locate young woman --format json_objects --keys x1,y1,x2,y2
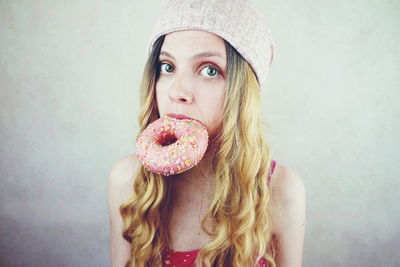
[{"x1": 108, "y1": 1, "x2": 305, "y2": 266}]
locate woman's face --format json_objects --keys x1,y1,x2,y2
[{"x1": 155, "y1": 30, "x2": 227, "y2": 139}]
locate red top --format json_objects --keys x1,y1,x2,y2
[{"x1": 164, "y1": 160, "x2": 277, "y2": 267}]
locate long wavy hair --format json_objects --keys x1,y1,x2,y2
[{"x1": 120, "y1": 34, "x2": 276, "y2": 267}]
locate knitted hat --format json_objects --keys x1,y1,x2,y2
[{"x1": 147, "y1": 0, "x2": 275, "y2": 90}]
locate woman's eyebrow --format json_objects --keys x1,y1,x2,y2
[{"x1": 159, "y1": 50, "x2": 224, "y2": 60}]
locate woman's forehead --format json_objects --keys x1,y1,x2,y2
[{"x1": 161, "y1": 30, "x2": 227, "y2": 59}]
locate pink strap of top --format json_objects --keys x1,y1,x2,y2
[
  {"x1": 164, "y1": 160, "x2": 276, "y2": 267},
  {"x1": 267, "y1": 159, "x2": 276, "y2": 185}
]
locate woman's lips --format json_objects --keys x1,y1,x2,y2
[
  {"x1": 166, "y1": 113, "x2": 205, "y2": 127},
  {"x1": 167, "y1": 113, "x2": 192, "y2": 120}
]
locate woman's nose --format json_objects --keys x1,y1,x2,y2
[{"x1": 168, "y1": 70, "x2": 194, "y2": 104}]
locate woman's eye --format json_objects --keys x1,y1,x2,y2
[
  {"x1": 160, "y1": 63, "x2": 174, "y2": 73},
  {"x1": 201, "y1": 65, "x2": 220, "y2": 78}
]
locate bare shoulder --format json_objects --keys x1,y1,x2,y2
[
  {"x1": 268, "y1": 162, "x2": 306, "y2": 266},
  {"x1": 269, "y1": 163, "x2": 306, "y2": 208},
  {"x1": 107, "y1": 153, "x2": 140, "y2": 267},
  {"x1": 108, "y1": 153, "x2": 139, "y2": 188}
]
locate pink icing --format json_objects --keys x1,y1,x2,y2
[{"x1": 136, "y1": 115, "x2": 209, "y2": 176}]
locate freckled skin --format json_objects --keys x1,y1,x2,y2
[{"x1": 155, "y1": 30, "x2": 227, "y2": 141}]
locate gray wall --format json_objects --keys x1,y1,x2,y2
[{"x1": 1, "y1": 1, "x2": 399, "y2": 266}]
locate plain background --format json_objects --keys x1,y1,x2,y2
[{"x1": 1, "y1": 0, "x2": 399, "y2": 266}]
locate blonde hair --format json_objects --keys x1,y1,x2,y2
[{"x1": 120, "y1": 35, "x2": 276, "y2": 267}]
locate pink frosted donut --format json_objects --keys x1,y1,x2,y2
[{"x1": 136, "y1": 115, "x2": 209, "y2": 176}]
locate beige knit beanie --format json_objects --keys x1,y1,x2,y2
[{"x1": 147, "y1": 0, "x2": 275, "y2": 90}]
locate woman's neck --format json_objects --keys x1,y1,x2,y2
[{"x1": 168, "y1": 147, "x2": 216, "y2": 201}]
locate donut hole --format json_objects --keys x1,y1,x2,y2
[{"x1": 162, "y1": 134, "x2": 178, "y2": 146}]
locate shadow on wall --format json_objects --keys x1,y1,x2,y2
[
  {"x1": 0, "y1": 215, "x2": 109, "y2": 267},
  {"x1": 306, "y1": 226, "x2": 400, "y2": 267}
]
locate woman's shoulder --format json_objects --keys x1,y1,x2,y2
[
  {"x1": 269, "y1": 162, "x2": 304, "y2": 193},
  {"x1": 268, "y1": 162, "x2": 306, "y2": 235},
  {"x1": 107, "y1": 154, "x2": 139, "y2": 267},
  {"x1": 108, "y1": 153, "x2": 139, "y2": 189}
]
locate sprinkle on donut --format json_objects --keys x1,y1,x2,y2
[{"x1": 136, "y1": 115, "x2": 209, "y2": 176}]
